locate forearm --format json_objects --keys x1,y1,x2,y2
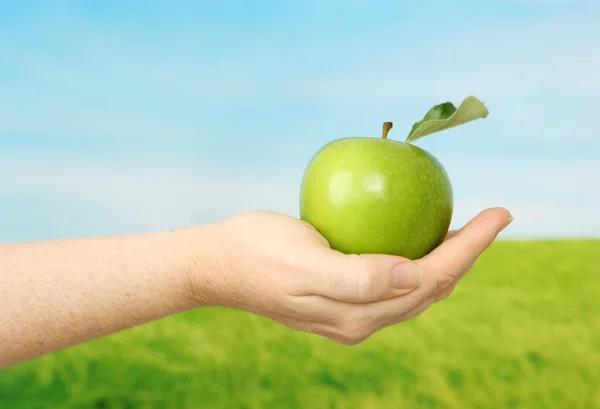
[{"x1": 0, "y1": 224, "x2": 222, "y2": 369}]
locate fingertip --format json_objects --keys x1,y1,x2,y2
[
  {"x1": 469, "y1": 207, "x2": 513, "y2": 234},
  {"x1": 448, "y1": 208, "x2": 512, "y2": 240},
  {"x1": 489, "y1": 208, "x2": 513, "y2": 233},
  {"x1": 478, "y1": 207, "x2": 512, "y2": 221},
  {"x1": 500, "y1": 214, "x2": 514, "y2": 231},
  {"x1": 420, "y1": 207, "x2": 513, "y2": 277}
]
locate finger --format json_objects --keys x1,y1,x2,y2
[
  {"x1": 348, "y1": 262, "x2": 439, "y2": 327},
  {"x1": 444, "y1": 230, "x2": 460, "y2": 241},
  {"x1": 432, "y1": 259, "x2": 476, "y2": 303},
  {"x1": 435, "y1": 282, "x2": 457, "y2": 303},
  {"x1": 419, "y1": 207, "x2": 513, "y2": 283},
  {"x1": 436, "y1": 258, "x2": 478, "y2": 299},
  {"x1": 288, "y1": 277, "x2": 433, "y2": 331},
  {"x1": 289, "y1": 289, "x2": 434, "y2": 346},
  {"x1": 327, "y1": 295, "x2": 436, "y2": 346},
  {"x1": 289, "y1": 263, "x2": 439, "y2": 344},
  {"x1": 380, "y1": 294, "x2": 436, "y2": 330},
  {"x1": 270, "y1": 314, "x2": 366, "y2": 346},
  {"x1": 302, "y1": 251, "x2": 424, "y2": 303}
]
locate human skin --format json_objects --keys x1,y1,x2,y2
[{"x1": 0, "y1": 207, "x2": 513, "y2": 369}]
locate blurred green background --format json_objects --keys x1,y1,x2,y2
[{"x1": 3, "y1": 240, "x2": 599, "y2": 409}]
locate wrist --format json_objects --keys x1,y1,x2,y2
[{"x1": 178, "y1": 220, "x2": 233, "y2": 309}]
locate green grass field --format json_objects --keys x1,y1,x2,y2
[{"x1": 2, "y1": 240, "x2": 599, "y2": 409}]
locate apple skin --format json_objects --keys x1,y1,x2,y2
[{"x1": 299, "y1": 137, "x2": 453, "y2": 260}]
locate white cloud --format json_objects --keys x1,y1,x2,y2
[
  {"x1": 454, "y1": 197, "x2": 599, "y2": 238},
  {"x1": 441, "y1": 153, "x2": 600, "y2": 237},
  {"x1": 0, "y1": 152, "x2": 597, "y2": 241},
  {"x1": 0, "y1": 153, "x2": 300, "y2": 236}
]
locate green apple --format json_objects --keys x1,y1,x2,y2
[
  {"x1": 299, "y1": 96, "x2": 489, "y2": 260},
  {"x1": 300, "y1": 129, "x2": 452, "y2": 259}
]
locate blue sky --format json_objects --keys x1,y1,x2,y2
[{"x1": 1, "y1": 0, "x2": 599, "y2": 242}]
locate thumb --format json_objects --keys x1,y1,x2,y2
[
  {"x1": 307, "y1": 252, "x2": 423, "y2": 303},
  {"x1": 419, "y1": 207, "x2": 512, "y2": 281}
]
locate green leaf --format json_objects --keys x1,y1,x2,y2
[{"x1": 405, "y1": 96, "x2": 489, "y2": 143}]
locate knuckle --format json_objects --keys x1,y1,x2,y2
[
  {"x1": 338, "y1": 328, "x2": 370, "y2": 346},
  {"x1": 352, "y1": 255, "x2": 379, "y2": 302},
  {"x1": 439, "y1": 271, "x2": 456, "y2": 288},
  {"x1": 435, "y1": 283, "x2": 456, "y2": 303},
  {"x1": 432, "y1": 276, "x2": 450, "y2": 297},
  {"x1": 337, "y1": 335, "x2": 368, "y2": 346},
  {"x1": 423, "y1": 260, "x2": 458, "y2": 295},
  {"x1": 334, "y1": 313, "x2": 375, "y2": 345}
]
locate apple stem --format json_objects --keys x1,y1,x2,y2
[{"x1": 382, "y1": 122, "x2": 393, "y2": 139}]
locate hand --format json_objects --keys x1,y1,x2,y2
[{"x1": 196, "y1": 208, "x2": 513, "y2": 346}]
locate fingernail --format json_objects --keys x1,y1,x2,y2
[
  {"x1": 392, "y1": 261, "x2": 423, "y2": 289},
  {"x1": 500, "y1": 215, "x2": 514, "y2": 231}
]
